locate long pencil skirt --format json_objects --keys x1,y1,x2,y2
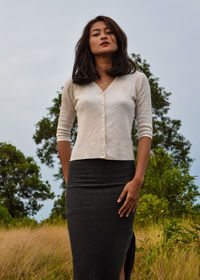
[{"x1": 66, "y1": 158, "x2": 136, "y2": 280}]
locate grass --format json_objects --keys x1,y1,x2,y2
[
  {"x1": 0, "y1": 218, "x2": 199, "y2": 280},
  {"x1": 0, "y1": 224, "x2": 72, "y2": 280},
  {"x1": 132, "y1": 219, "x2": 200, "y2": 279}
]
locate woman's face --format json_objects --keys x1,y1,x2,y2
[{"x1": 89, "y1": 21, "x2": 118, "y2": 56}]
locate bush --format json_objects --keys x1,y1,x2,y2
[
  {"x1": 161, "y1": 219, "x2": 200, "y2": 254},
  {"x1": 39, "y1": 214, "x2": 67, "y2": 227},
  {"x1": 135, "y1": 193, "x2": 170, "y2": 226},
  {"x1": 11, "y1": 217, "x2": 38, "y2": 228},
  {"x1": 0, "y1": 203, "x2": 13, "y2": 226}
]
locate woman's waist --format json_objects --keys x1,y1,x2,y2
[{"x1": 67, "y1": 158, "x2": 135, "y2": 187}]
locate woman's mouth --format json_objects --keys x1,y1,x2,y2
[{"x1": 100, "y1": 42, "x2": 110, "y2": 46}]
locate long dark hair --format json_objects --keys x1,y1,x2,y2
[{"x1": 72, "y1": 15, "x2": 136, "y2": 85}]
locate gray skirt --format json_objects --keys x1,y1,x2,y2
[{"x1": 66, "y1": 158, "x2": 136, "y2": 280}]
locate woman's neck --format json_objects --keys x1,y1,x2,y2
[{"x1": 94, "y1": 54, "x2": 112, "y2": 77}]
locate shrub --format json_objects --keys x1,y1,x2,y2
[
  {"x1": 135, "y1": 193, "x2": 170, "y2": 226},
  {"x1": 0, "y1": 203, "x2": 13, "y2": 227}
]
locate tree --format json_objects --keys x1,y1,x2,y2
[
  {"x1": 131, "y1": 53, "x2": 192, "y2": 168},
  {"x1": 141, "y1": 146, "x2": 200, "y2": 216},
  {"x1": 33, "y1": 52, "x2": 194, "y2": 218},
  {"x1": 0, "y1": 199, "x2": 12, "y2": 225},
  {"x1": 0, "y1": 142, "x2": 55, "y2": 218},
  {"x1": 49, "y1": 191, "x2": 66, "y2": 219}
]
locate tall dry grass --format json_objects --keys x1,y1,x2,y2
[
  {"x1": 0, "y1": 219, "x2": 199, "y2": 279},
  {"x1": 0, "y1": 224, "x2": 72, "y2": 280}
]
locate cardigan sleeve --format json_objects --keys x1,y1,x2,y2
[
  {"x1": 135, "y1": 72, "x2": 153, "y2": 139},
  {"x1": 56, "y1": 77, "x2": 76, "y2": 142}
]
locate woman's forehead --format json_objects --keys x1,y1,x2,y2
[{"x1": 90, "y1": 21, "x2": 110, "y2": 32}]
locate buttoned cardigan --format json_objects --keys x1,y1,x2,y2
[{"x1": 56, "y1": 70, "x2": 153, "y2": 161}]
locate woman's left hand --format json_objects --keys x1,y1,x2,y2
[{"x1": 117, "y1": 178, "x2": 143, "y2": 218}]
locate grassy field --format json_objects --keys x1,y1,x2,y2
[{"x1": 0, "y1": 219, "x2": 199, "y2": 280}]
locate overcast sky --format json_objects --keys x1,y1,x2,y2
[{"x1": 0, "y1": 0, "x2": 199, "y2": 222}]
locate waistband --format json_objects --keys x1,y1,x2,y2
[{"x1": 67, "y1": 158, "x2": 136, "y2": 188}]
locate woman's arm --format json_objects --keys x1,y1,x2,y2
[
  {"x1": 57, "y1": 141, "x2": 72, "y2": 185},
  {"x1": 56, "y1": 78, "x2": 76, "y2": 185},
  {"x1": 131, "y1": 136, "x2": 152, "y2": 186},
  {"x1": 117, "y1": 136, "x2": 151, "y2": 217}
]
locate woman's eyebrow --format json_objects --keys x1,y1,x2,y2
[{"x1": 91, "y1": 27, "x2": 110, "y2": 33}]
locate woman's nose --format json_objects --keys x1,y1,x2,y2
[{"x1": 101, "y1": 35, "x2": 107, "y2": 40}]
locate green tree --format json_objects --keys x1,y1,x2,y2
[
  {"x1": 0, "y1": 199, "x2": 13, "y2": 225},
  {"x1": 0, "y1": 142, "x2": 55, "y2": 218},
  {"x1": 49, "y1": 191, "x2": 66, "y2": 219},
  {"x1": 33, "y1": 53, "x2": 194, "y2": 218},
  {"x1": 33, "y1": 53, "x2": 192, "y2": 169},
  {"x1": 131, "y1": 53, "x2": 192, "y2": 168},
  {"x1": 141, "y1": 146, "x2": 200, "y2": 216}
]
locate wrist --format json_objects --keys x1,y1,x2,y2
[
  {"x1": 131, "y1": 175, "x2": 144, "y2": 186},
  {"x1": 64, "y1": 177, "x2": 68, "y2": 185}
]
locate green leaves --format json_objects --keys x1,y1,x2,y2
[
  {"x1": 132, "y1": 53, "x2": 192, "y2": 168},
  {"x1": 32, "y1": 52, "x2": 197, "y2": 219},
  {"x1": 0, "y1": 142, "x2": 55, "y2": 218},
  {"x1": 135, "y1": 194, "x2": 170, "y2": 226},
  {"x1": 141, "y1": 146, "x2": 200, "y2": 217},
  {"x1": 162, "y1": 219, "x2": 200, "y2": 253}
]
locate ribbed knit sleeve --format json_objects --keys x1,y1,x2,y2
[
  {"x1": 135, "y1": 72, "x2": 153, "y2": 139},
  {"x1": 56, "y1": 77, "x2": 76, "y2": 142}
]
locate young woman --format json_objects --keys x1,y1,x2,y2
[{"x1": 56, "y1": 15, "x2": 152, "y2": 280}]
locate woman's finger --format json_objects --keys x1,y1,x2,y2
[
  {"x1": 125, "y1": 205, "x2": 134, "y2": 217},
  {"x1": 132, "y1": 200, "x2": 138, "y2": 212},
  {"x1": 118, "y1": 199, "x2": 133, "y2": 217},
  {"x1": 117, "y1": 187, "x2": 128, "y2": 203}
]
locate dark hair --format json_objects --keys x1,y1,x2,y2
[{"x1": 72, "y1": 15, "x2": 136, "y2": 85}]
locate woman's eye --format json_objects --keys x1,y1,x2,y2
[{"x1": 91, "y1": 31, "x2": 112, "y2": 37}]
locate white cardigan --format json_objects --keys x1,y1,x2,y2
[{"x1": 56, "y1": 70, "x2": 153, "y2": 161}]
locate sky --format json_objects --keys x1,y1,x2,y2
[{"x1": 0, "y1": 0, "x2": 199, "y2": 222}]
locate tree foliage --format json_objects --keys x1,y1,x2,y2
[
  {"x1": 49, "y1": 191, "x2": 66, "y2": 219},
  {"x1": 134, "y1": 194, "x2": 170, "y2": 226},
  {"x1": 32, "y1": 52, "x2": 196, "y2": 219},
  {"x1": 33, "y1": 53, "x2": 192, "y2": 169},
  {"x1": 0, "y1": 142, "x2": 55, "y2": 218},
  {"x1": 0, "y1": 200, "x2": 12, "y2": 225},
  {"x1": 141, "y1": 146, "x2": 200, "y2": 216},
  {"x1": 131, "y1": 53, "x2": 192, "y2": 168}
]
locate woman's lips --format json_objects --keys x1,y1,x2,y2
[{"x1": 100, "y1": 42, "x2": 109, "y2": 46}]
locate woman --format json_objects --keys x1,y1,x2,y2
[{"x1": 56, "y1": 15, "x2": 152, "y2": 280}]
